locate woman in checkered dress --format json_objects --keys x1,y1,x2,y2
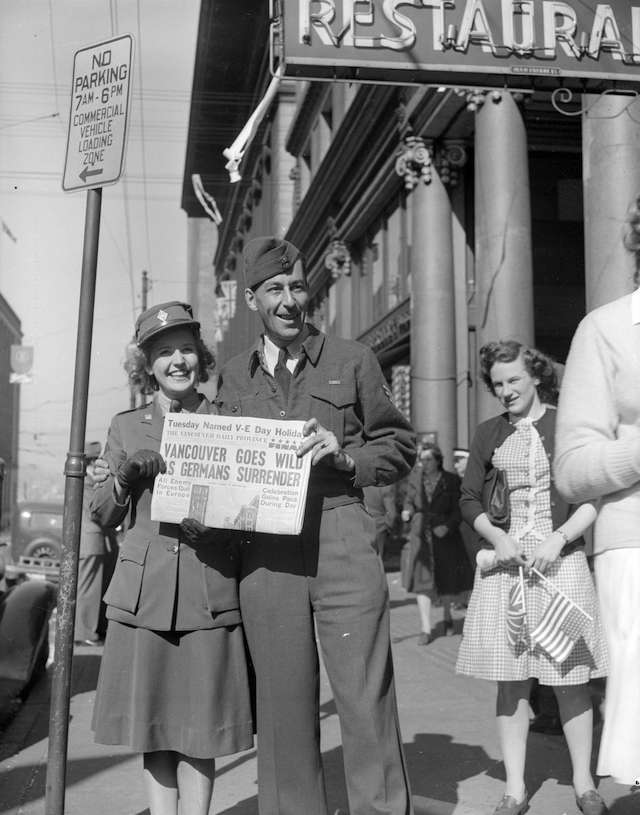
[{"x1": 456, "y1": 341, "x2": 608, "y2": 815}]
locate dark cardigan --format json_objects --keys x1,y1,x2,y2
[{"x1": 459, "y1": 407, "x2": 584, "y2": 552}]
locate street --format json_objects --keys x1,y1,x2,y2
[{"x1": 0, "y1": 573, "x2": 637, "y2": 815}]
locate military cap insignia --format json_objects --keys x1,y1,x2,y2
[
  {"x1": 281, "y1": 255, "x2": 290, "y2": 270},
  {"x1": 156, "y1": 309, "x2": 168, "y2": 324}
]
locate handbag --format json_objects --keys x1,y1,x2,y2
[{"x1": 482, "y1": 466, "x2": 510, "y2": 529}]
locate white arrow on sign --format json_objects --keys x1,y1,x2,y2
[{"x1": 62, "y1": 34, "x2": 134, "y2": 192}]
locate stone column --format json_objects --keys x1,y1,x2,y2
[
  {"x1": 402, "y1": 140, "x2": 458, "y2": 465},
  {"x1": 582, "y1": 94, "x2": 640, "y2": 310},
  {"x1": 474, "y1": 91, "x2": 534, "y2": 422}
]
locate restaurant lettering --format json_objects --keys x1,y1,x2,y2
[{"x1": 299, "y1": 1, "x2": 640, "y2": 62}]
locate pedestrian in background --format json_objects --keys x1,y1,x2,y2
[
  {"x1": 452, "y1": 446, "x2": 482, "y2": 579},
  {"x1": 91, "y1": 302, "x2": 253, "y2": 815},
  {"x1": 456, "y1": 340, "x2": 607, "y2": 815},
  {"x1": 74, "y1": 440, "x2": 118, "y2": 646},
  {"x1": 214, "y1": 236, "x2": 416, "y2": 815},
  {"x1": 401, "y1": 442, "x2": 472, "y2": 644},
  {"x1": 554, "y1": 193, "x2": 640, "y2": 792}
]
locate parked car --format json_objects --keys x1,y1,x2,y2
[
  {"x1": 0, "y1": 540, "x2": 56, "y2": 712},
  {"x1": 10, "y1": 501, "x2": 63, "y2": 562}
]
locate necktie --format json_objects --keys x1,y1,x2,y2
[
  {"x1": 169, "y1": 399, "x2": 182, "y2": 413},
  {"x1": 274, "y1": 348, "x2": 292, "y2": 400}
]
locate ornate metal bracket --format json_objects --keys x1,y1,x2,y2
[
  {"x1": 453, "y1": 88, "x2": 526, "y2": 112},
  {"x1": 395, "y1": 133, "x2": 433, "y2": 190},
  {"x1": 551, "y1": 87, "x2": 640, "y2": 121},
  {"x1": 324, "y1": 217, "x2": 351, "y2": 279},
  {"x1": 434, "y1": 142, "x2": 468, "y2": 188}
]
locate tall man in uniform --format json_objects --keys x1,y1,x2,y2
[{"x1": 214, "y1": 237, "x2": 416, "y2": 815}]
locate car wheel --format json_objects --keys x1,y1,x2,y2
[{"x1": 23, "y1": 540, "x2": 61, "y2": 561}]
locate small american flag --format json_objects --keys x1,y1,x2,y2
[
  {"x1": 506, "y1": 569, "x2": 527, "y2": 652},
  {"x1": 531, "y1": 590, "x2": 588, "y2": 664}
]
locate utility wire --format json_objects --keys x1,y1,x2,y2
[
  {"x1": 136, "y1": 0, "x2": 154, "y2": 280},
  {"x1": 0, "y1": 112, "x2": 60, "y2": 131},
  {"x1": 46, "y1": 0, "x2": 65, "y2": 132},
  {"x1": 109, "y1": 0, "x2": 137, "y2": 318}
]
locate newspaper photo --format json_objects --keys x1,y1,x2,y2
[{"x1": 150, "y1": 413, "x2": 312, "y2": 535}]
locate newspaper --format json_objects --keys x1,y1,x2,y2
[{"x1": 150, "y1": 413, "x2": 312, "y2": 535}]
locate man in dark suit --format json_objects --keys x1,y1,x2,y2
[
  {"x1": 74, "y1": 441, "x2": 118, "y2": 646},
  {"x1": 215, "y1": 237, "x2": 416, "y2": 815}
]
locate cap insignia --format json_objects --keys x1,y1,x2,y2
[
  {"x1": 156, "y1": 309, "x2": 168, "y2": 324},
  {"x1": 281, "y1": 255, "x2": 290, "y2": 270}
]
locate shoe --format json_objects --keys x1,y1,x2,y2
[
  {"x1": 575, "y1": 790, "x2": 608, "y2": 815},
  {"x1": 417, "y1": 632, "x2": 433, "y2": 645},
  {"x1": 74, "y1": 638, "x2": 104, "y2": 647},
  {"x1": 529, "y1": 713, "x2": 563, "y2": 736},
  {"x1": 492, "y1": 790, "x2": 528, "y2": 815}
]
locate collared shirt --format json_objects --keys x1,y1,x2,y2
[{"x1": 262, "y1": 327, "x2": 308, "y2": 376}]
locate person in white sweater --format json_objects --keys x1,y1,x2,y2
[{"x1": 555, "y1": 196, "x2": 640, "y2": 790}]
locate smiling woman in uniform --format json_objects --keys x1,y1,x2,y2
[{"x1": 90, "y1": 301, "x2": 252, "y2": 815}]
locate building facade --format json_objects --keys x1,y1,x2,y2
[
  {"x1": 0, "y1": 293, "x2": 22, "y2": 528},
  {"x1": 181, "y1": 1, "x2": 640, "y2": 467}
]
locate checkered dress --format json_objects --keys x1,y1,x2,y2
[{"x1": 455, "y1": 418, "x2": 608, "y2": 685}]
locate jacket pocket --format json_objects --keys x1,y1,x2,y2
[
  {"x1": 201, "y1": 566, "x2": 240, "y2": 616},
  {"x1": 309, "y1": 384, "x2": 356, "y2": 443},
  {"x1": 103, "y1": 539, "x2": 150, "y2": 614}
]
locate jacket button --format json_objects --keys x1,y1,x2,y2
[
  {"x1": 167, "y1": 544, "x2": 179, "y2": 553},
  {"x1": 280, "y1": 410, "x2": 286, "y2": 417},
  {"x1": 232, "y1": 405, "x2": 238, "y2": 413}
]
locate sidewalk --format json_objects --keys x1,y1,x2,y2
[{"x1": 0, "y1": 573, "x2": 638, "y2": 814}]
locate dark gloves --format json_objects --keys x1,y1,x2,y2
[
  {"x1": 180, "y1": 517, "x2": 217, "y2": 546},
  {"x1": 116, "y1": 449, "x2": 166, "y2": 490}
]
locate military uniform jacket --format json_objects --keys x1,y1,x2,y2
[
  {"x1": 214, "y1": 325, "x2": 416, "y2": 509},
  {"x1": 90, "y1": 396, "x2": 241, "y2": 632}
]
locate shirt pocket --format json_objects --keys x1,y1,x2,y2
[
  {"x1": 309, "y1": 384, "x2": 356, "y2": 444},
  {"x1": 103, "y1": 539, "x2": 150, "y2": 614}
]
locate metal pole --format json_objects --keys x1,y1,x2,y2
[{"x1": 44, "y1": 186, "x2": 102, "y2": 815}]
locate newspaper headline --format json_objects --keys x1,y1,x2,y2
[{"x1": 150, "y1": 413, "x2": 311, "y2": 535}]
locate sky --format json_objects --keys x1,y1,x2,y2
[{"x1": 0, "y1": 0, "x2": 201, "y2": 501}]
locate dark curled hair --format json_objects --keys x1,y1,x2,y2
[
  {"x1": 420, "y1": 442, "x2": 444, "y2": 471},
  {"x1": 479, "y1": 340, "x2": 558, "y2": 406},
  {"x1": 623, "y1": 194, "x2": 640, "y2": 286},
  {"x1": 124, "y1": 331, "x2": 216, "y2": 395}
]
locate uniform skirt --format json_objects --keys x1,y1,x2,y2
[
  {"x1": 92, "y1": 620, "x2": 254, "y2": 758},
  {"x1": 594, "y1": 548, "x2": 640, "y2": 784}
]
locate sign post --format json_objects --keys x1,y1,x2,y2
[{"x1": 45, "y1": 34, "x2": 132, "y2": 815}]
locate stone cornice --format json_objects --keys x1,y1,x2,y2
[
  {"x1": 285, "y1": 84, "x2": 396, "y2": 284},
  {"x1": 290, "y1": 87, "x2": 470, "y2": 295}
]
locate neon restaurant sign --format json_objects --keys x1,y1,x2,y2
[{"x1": 276, "y1": 1, "x2": 640, "y2": 89}]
